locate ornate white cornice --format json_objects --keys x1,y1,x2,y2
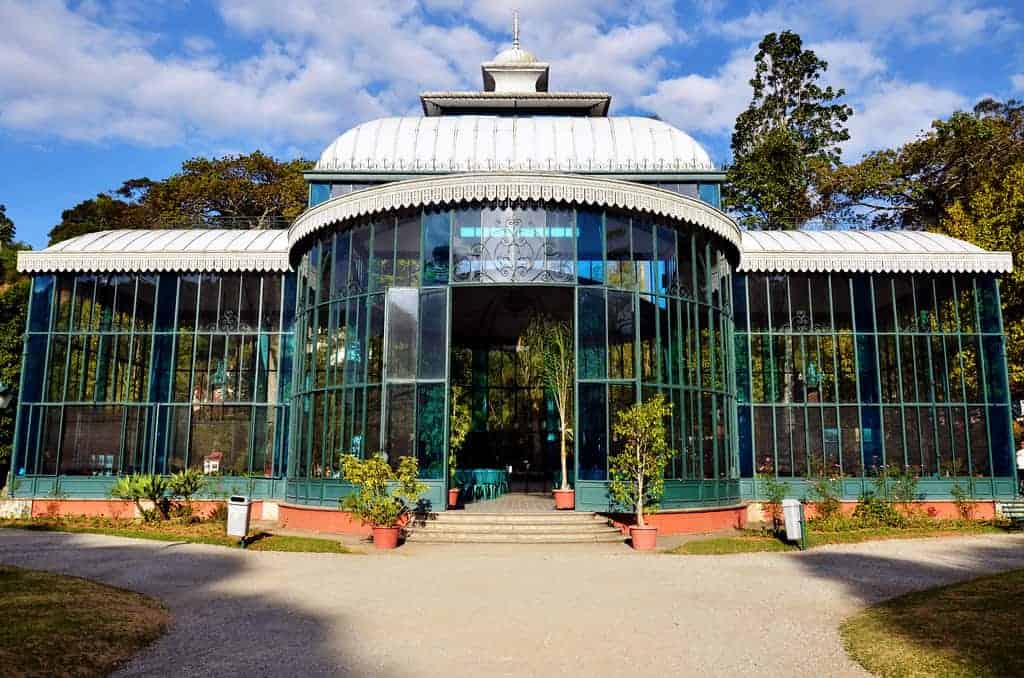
[
  {"x1": 17, "y1": 250, "x2": 291, "y2": 274},
  {"x1": 738, "y1": 251, "x2": 1014, "y2": 275},
  {"x1": 288, "y1": 172, "x2": 742, "y2": 261}
]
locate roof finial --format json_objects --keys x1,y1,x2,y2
[{"x1": 513, "y1": 9, "x2": 520, "y2": 49}]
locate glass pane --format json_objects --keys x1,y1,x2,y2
[
  {"x1": 955, "y1": 276, "x2": 977, "y2": 332},
  {"x1": 914, "y1": 277, "x2": 937, "y2": 332},
  {"x1": 578, "y1": 383, "x2": 607, "y2": 480},
  {"x1": 262, "y1": 275, "x2": 282, "y2": 332},
  {"x1": 639, "y1": 294, "x2": 657, "y2": 382},
  {"x1": 197, "y1": 275, "x2": 220, "y2": 331},
  {"x1": 747, "y1": 274, "x2": 768, "y2": 330},
  {"x1": 54, "y1": 276, "x2": 73, "y2": 332},
  {"x1": 395, "y1": 213, "x2": 421, "y2": 287},
  {"x1": 239, "y1": 275, "x2": 260, "y2": 331},
  {"x1": 385, "y1": 384, "x2": 415, "y2": 469},
  {"x1": 416, "y1": 383, "x2": 445, "y2": 479},
  {"x1": 385, "y1": 288, "x2": 418, "y2": 380},
  {"x1": 29, "y1": 276, "x2": 54, "y2": 333},
  {"x1": 605, "y1": 213, "x2": 633, "y2": 288},
  {"x1": 632, "y1": 220, "x2": 655, "y2": 293},
  {"x1": 607, "y1": 291, "x2": 634, "y2": 379},
  {"x1": 333, "y1": 232, "x2": 351, "y2": 298},
  {"x1": 839, "y1": 406, "x2": 861, "y2": 475},
  {"x1": 421, "y1": 210, "x2": 450, "y2": 285},
  {"x1": 874, "y1": 277, "x2": 895, "y2": 332},
  {"x1": 452, "y1": 208, "x2": 481, "y2": 282},
  {"x1": 544, "y1": 207, "x2": 575, "y2": 282},
  {"x1": 935, "y1": 275, "x2": 958, "y2": 332},
  {"x1": 190, "y1": 405, "x2": 251, "y2": 475},
  {"x1": 366, "y1": 295, "x2": 385, "y2": 383},
  {"x1": 350, "y1": 225, "x2": 370, "y2": 294},
  {"x1": 418, "y1": 289, "x2": 447, "y2": 379},
  {"x1": 832, "y1": 276, "x2": 853, "y2": 331},
  {"x1": 577, "y1": 209, "x2": 604, "y2": 285},
  {"x1": 578, "y1": 288, "x2": 606, "y2": 379},
  {"x1": 768, "y1": 275, "x2": 788, "y2": 331},
  {"x1": 59, "y1": 406, "x2": 123, "y2": 476},
  {"x1": 372, "y1": 218, "x2": 396, "y2": 291},
  {"x1": 218, "y1": 275, "x2": 241, "y2": 332}
]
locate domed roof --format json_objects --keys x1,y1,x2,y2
[
  {"x1": 314, "y1": 115, "x2": 715, "y2": 173},
  {"x1": 492, "y1": 46, "x2": 538, "y2": 64}
]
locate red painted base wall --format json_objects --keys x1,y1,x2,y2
[
  {"x1": 278, "y1": 504, "x2": 371, "y2": 535},
  {"x1": 798, "y1": 501, "x2": 997, "y2": 521},
  {"x1": 606, "y1": 505, "x2": 748, "y2": 535},
  {"x1": 27, "y1": 499, "x2": 264, "y2": 521}
]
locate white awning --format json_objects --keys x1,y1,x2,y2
[
  {"x1": 738, "y1": 230, "x2": 1013, "y2": 274},
  {"x1": 17, "y1": 229, "x2": 290, "y2": 274}
]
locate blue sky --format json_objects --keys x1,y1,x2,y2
[{"x1": 2, "y1": 0, "x2": 1022, "y2": 249}]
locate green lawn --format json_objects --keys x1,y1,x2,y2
[
  {"x1": 0, "y1": 517, "x2": 355, "y2": 554},
  {"x1": 0, "y1": 565, "x2": 169, "y2": 677},
  {"x1": 841, "y1": 569, "x2": 1024, "y2": 677},
  {"x1": 667, "y1": 523, "x2": 1006, "y2": 555}
]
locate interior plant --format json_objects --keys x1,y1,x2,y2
[
  {"x1": 522, "y1": 314, "x2": 575, "y2": 509},
  {"x1": 447, "y1": 383, "x2": 472, "y2": 507},
  {"x1": 608, "y1": 394, "x2": 677, "y2": 549},
  {"x1": 339, "y1": 453, "x2": 427, "y2": 549}
]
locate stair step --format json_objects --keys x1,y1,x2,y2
[
  {"x1": 422, "y1": 513, "x2": 605, "y2": 524},
  {"x1": 405, "y1": 531, "x2": 625, "y2": 544},
  {"x1": 409, "y1": 523, "x2": 619, "y2": 534}
]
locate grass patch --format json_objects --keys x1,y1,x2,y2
[
  {"x1": 0, "y1": 565, "x2": 169, "y2": 677},
  {"x1": 667, "y1": 521, "x2": 1007, "y2": 555},
  {"x1": 0, "y1": 517, "x2": 353, "y2": 554},
  {"x1": 841, "y1": 569, "x2": 1024, "y2": 678}
]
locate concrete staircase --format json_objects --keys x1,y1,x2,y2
[{"x1": 405, "y1": 511, "x2": 624, "y2": 544}]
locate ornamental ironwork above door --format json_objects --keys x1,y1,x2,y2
[{"x1": 453, "y1": 207, "x2": 574, "y2": 284}]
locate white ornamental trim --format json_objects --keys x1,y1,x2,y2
[
  {"x1": 738, "y1": 251, "x2": 1014, "y2": 275},
  {"x1": 288, "y1": 172, "x2": 742, "y2": 258},
  {"x1": 17, "y1": 250, "x2": 291, "y2": 274}
]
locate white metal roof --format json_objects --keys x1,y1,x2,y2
[
  {"x1": 314, "y1": 116, "x2": 715, "y2": 173},
  {"x1": 739, "y1": 229, "x2": 1013, "y2": 274},
  {"x1": 17, "y1": 229, "x2": 290, "y2": 274}
]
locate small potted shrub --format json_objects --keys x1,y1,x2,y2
[
  {"x1": 609, "y1": 394, "x2": 677, "y2": 550},
  {"x1": 340, "y1": 454, "x2": 427, "y2": 549},
  {"x1": 448, "y1": 384, "x2": 471, "y2": 508}
]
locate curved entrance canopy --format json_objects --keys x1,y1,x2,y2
[{"x1": 287, "y1": 172, "x2": 742, "y2": 265}]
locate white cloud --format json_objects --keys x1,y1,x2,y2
[
  {"x1": 844, "y1": 81, "x2": 968, "y2": 159},
  {"x1": 1012, "y1": 73, "x2": 1024, "y2": 92},
  {"x1": 822, "y1": 0, "x2": 1017, "y2": 48}
]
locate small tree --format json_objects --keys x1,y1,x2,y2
[
  {"x1": 168, "y1": 468, "x2": 206, "y2": 513},
  {"x1": 340, "y1": 454, "x2": 427, "y2": 528},
  {"x1": 608, "y1": 394, "x2": 677, "y2": 527},
  {"x1": 522, "y1": 315, "x2": 574, "y2": 491},
  {"x1": 110, "y1": 474, "x2": 171, "y2": 521},
  {"x1": 448, "y1": 384, "x2": 472, "y2": 489}
]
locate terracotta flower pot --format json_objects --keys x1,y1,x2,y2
[
  {"x1": 629, "y1": 525, "x2": 658, "y2": 550},
  {"x1": 372, "y1": 526, "x2": 401, "y2": 549},
  {"x1": 448, "y1": 488, "x2": 460, "y2": 508},
  {"x1": 552, "y1": 489, "x2": 575, "y2": 510}
]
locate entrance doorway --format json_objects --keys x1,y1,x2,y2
[{"x1": 450, "y1": 286, "x2": 574, "y2": 495}]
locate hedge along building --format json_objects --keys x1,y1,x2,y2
[{"x1": 10, "y1": 32, "x2": 1017, "y2": 526}]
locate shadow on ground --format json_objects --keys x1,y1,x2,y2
[
  {"x1": 0, "y1": 530, "x2": 403, "y2": 677},
  {"x1": 794, "y1": 536, "x2": 1024, "y2": 673}
]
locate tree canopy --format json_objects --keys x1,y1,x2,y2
[
  {"x1": 48, "y1": 151, "x2": 311, "y2": 245},
  {"x1": 725, "y1": 31, "x2": 852, "y2": 230},
  {"x1": 0, "y1": 205, "x2": 14, "y2": 245}
]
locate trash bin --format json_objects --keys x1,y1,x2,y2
[
  {"x1": 782, "y1": 498, "x2": 802, "y2": 543},
  {"x1": 226, "y1": 495, "x2": 251, "y2": 538}
]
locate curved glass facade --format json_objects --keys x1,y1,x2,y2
[{"x1": 289, "y1": 203, "x2": 738, "y2": 509}]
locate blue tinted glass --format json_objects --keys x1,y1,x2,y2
[
  {"x1": 732, "y1": 275, "x2": 748, "y2": 331},
  {"x1": 28, "y1": 276, "x2": 53, "y2": 332},
  {"x1": 577, "y1": 209, "x2": 604, "y2": 284},
  {"x1": 155, "y1": 274, "x2": 177, "y2": 331},
  {"x1": 282, "y1": 273, "x2": 297, "y2": 331},
  {"x1": 421, "y1": 210, "x2": 450, "y2": 285},
  {"x1": 309, "y1": 183, "x2": 331, "y2": 207},
  {"x1": 983, "y1": 334, "x2": 1009, "y2": 403},
  {"x1": 699, "y1": 183, "x2": 721, "y2": 207},
  {"x1": 737, "y1": 405, "x2": 752, "y2": 477},
  {"x1": 578, "y1": 383, "x2": 607, "y2": 480},
  {"x1": 977, "y1": 277, "x2": 1001, "y2": 333},
  {"x1": 861, "y1": 405, "x2": 882, "y2": 470},
  {"x1": 853, "y1": 276, "x2": 874, "y2": 332},
  {"x1": 989, "y1": 405, "x2": 1012, "y2": 476},
  {"x1": 856, "y1": 334, "x2": 879, "y2": 404}
]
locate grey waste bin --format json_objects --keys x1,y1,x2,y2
[
  {"x1": 226, "y1": 495, "x2": 251, "y2": 538},
  {"x1": 782, "y1": 498, "x2": 802, "y2": 542}
]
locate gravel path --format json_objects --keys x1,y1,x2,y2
[{"x1": 1, "y1": 530, "x2": 1023, "y2": 677}]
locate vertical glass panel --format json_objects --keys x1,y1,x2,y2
[
  {"x1": 989, "y1": 405, "x2": 1012, "y2": 476},
  {"x1": 832, "y1": 276, "x2": 853, "y2": 331},
  {"x1": 768, "y1": 275, "x2": 789, "y2": 332},
  {"x1": 578, "y1": 383, "x2": 607, "y2": 480},
  {"x1": 54, "y1": 275, "x2": 73, "y2": 332},
  {"x1": 319, "y1": 235, "x2": 334, "y2": 303},
  {"x1": 366, "y1": 295, "x2": 385, "y2": 383},
  {"x1": 878, "y1": 335, "x2": 900, "y2": 403},
  {"x1": 190, "y1": 406, "x2": 251, "y2": 475},
  {"x1": 29, "y1": 275, "x2": 54, "y2": 333},
  {"x1": 839, "y1": 406, "x2": 861, "y2": 476},
  {"x1": 632, "y1": 220, "x2": 655, "y2": 293},
  {"x1": 747, "y1": 274, "x2": 768, "y2": 330},
  {"x1": 238, "y1": 275, "x2": 260, "y2": 331},
  {"x1": 309, "y1": 183, "x2": 330, "y2": 206},
  {"x1": 960, "y1": 335, "x2": 981, "y2": 402},
  {"x1": 883, "y1": 407, "x2": 904, "y2": 466},
  {"x1": 914, "y1": 336, "x2": 933, "y2": 401},
  {"x1": 544, "y1": 207, "x2": 575, "y2": 282},
  {"x1": 861, "y1": 405, "x2": 882, "y2": 473},
  {"x1": 123, "y1": 407, "x2": 148, "y2": 475},
  {"x1": 874, "y1": 277, "x2": 896, "y2": 332},
  {"x1": 578, "y1": 288, "x2": 606, "y2": 379},
  {"x1": 734, "y1": 334, "x2": 750, "y2": 403},
  {"x1": 46, "y1": 335, "x2": 68, "y2": 402},
  {"x1": 950, "y1": 407, "x2": 968, "y2": 476},
  {"x1": 421, "y1": 210, "x2": 450, "y2": 285},
  {"x1": 754, "y1": 406, "x2": 773, "y2": 474},
  {"x1": 609, "y1": 382, "x2": 636, "y2": 467},
  {"x1": 261, "y1": 275, "x2": 282, "y2": 332},
  {"x1": 787, "y1": 275, "x2": 810, "y2": 332},
  {"x1": 791, "y1": 407, "x2": 808, "y2": 477},
  {"x1": 893, "y1": 277, "x2": 915, "y2": 332},
  {"x1": 856, "y1": 334, "x2": 879, "y2": 404},
  {"x1": 935, "y1": 276, "x2": 958, "y2": 332},
  {"x1": 935, "y1": 407, "x2": 953, "y2": 477},
  {"x1": 914, "y1": 277, "x2": 937, "y2": 332},
  {"x1": 809, "y1": 274, "x2": 831, "y2": 330},
  {"x1": 197, "y1": 274, "x2": 220, "y2": 331},
  {"x1": 416, "y1": 383, "x2": 445, "y2": 479},
  {"x1": 251, "y1": 406, "x2": 276, "y2": 477},
  {"x1": 73, "y1": 276, "x2": 96, "y2": 332},
  {"x1": 385, "y1": 384, "x2": 415, "y2": 470},
  {"x1": 385, "y1": 288, "x2": 418, "y2": 380},
  {"x1": 732, "y1": 275, "x2": 748, "y2": 332},
  {"x1": 968, "y1": 405, "x2": 991, "y2": 475},
  {"x1": 738, "y1": 405, "x2": 753, "y2": 477},
  {"x1": 418, "y1": 289, "x2": 447, "y2": 379},
  {"x1": 395, "y1": 213, "x2": 421, "y2": 287},
  {"x1": 944, "y1": 336, "x2": 964, "y2": 402},
  {"x1": 638, "y1": 294, "x2": 658, "y2": 382},
  {"x1": 955, "y1": 276, "x2": 977, "y2": 333},
  {"x1": 94, "y1": 275, "x2": 115, "y2": 332},
  {"x1": 806, "y1": 406, "x2": 824, "y2": 473},
  {"x1": 113, "y1": 275, "x2": 137, "y2": 331},
  {"x1": 59, "y1": 406, "x2": 123, "y2": 476},
  {"x1": 452, "y1": 208, "x2": 481, "y2": 282},
  {"x1": 836, "y1": 334, "x2": 857, "y2": 402},
  {"x1": 344, "y1": 296, "x2": 366, "y2": 384},
  {"x1": 332, "y1": 232, "x2": 351, "y2": 298},
  {"x1": 823, "y1": 407, "x2": 840, "y2": 472},
  {"x1": 930, "y1": 336, "x2": 948, "y2": 403},
  {"x1": 774, "y1": 407, "x2": 792, "y2": 476},
  {"x1": 577, "y1": 209, "x2": 604, "y2": 285},
  {"x1": 350, "y1": 225, "x2": 371, "y2": 294},
  {"x1": 899, "y1": 335, "x2": 917, "y2": 401},
  {"x1": 655, "y1": 226, "x2": 675, "y2": 296},
  {"x1": 607, "y1": 291, "x2": 635, "y2": 379},
  {"x1": 372, "y1": 218, "x2": 395, "y2": 291},
  {"x1": 853, "y1": 276, "x2": 874, "y2": 332},
  {"x1": 605, "y1": 213, "x2": 633, "y2": 288},
  {"x1": 919, "y1": 406, "x2": 937, "y2": 475},
  {"x1": 983, "y1": 334, "x2": 1009, "y2": 403},
  {"x1": 218, "y1": 275, "x2": 241, "y2": 332}
]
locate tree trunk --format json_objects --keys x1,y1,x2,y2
[{"x1": 559, "y1": 412, "x2": 569, "y2": 491}]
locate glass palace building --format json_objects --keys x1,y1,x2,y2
[{"x1": 11, "y1": 41, "x2": 1016, "y2": 512}]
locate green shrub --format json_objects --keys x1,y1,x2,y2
[
  {"x1": 340, "y1": 454, "x2": 427, "y2": 528},
  {"x1": 951, "y1": 481, "x2": 976, "y2": 520},
  {"x1": 852, "y1": 491, "x2": 908, "y2": 528},
  {"x1": 110, "y1": 474, "x2": 171, "y2": 521},
  {"x1": 168, "y1": 469, "x2": 205, "y2": 507},
  {"x1": 808, "y1": 477, "x2": 842, "y2": 520},
  {"x1": 608, "y1": 394, "x2": 677, "y2": 527},
  {"x1": 759, "y1": 474, "x2": 789, "y2": 531}
]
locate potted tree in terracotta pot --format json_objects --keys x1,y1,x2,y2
[
  {"x1": 340, "y1": 453, "x2": 427, "y2": 549},
  {"x1": 609, "y1": 394, "x2": 677, "y2": 550},
  {"x1": 447, "y1": 384, "x2": 472, "y2": 508},
  {"x1": 523, "y1": 315, "x2": 575, "y2": 509}
]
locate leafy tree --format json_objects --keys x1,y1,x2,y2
[
  {"x1": 726, "y1": 31, "x2": 852, "y2": 230},
  {"x1": 0, "y1": 280, "x2": 28, "y2": 470},
  {"x1": 0, "y1": 204, "x2": 14, "y2": 244},
  {"x1": 608, "y1": 394, "x2": 677, "y2": 527},
  {"x1": 49, "y1": 151, "x2": 312, "y2": 245}
]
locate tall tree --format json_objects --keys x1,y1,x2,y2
[
  {"x1": 0, "y1": 205, "x2": 14, "y2": 244},
  {"x1": 49, "y1": 151, "x2": 312, "y2": 245},
  {"x1": 725, "y1": 31, "x2": 853, "y2": 230}
]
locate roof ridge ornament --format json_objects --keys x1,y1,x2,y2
[{"x1": 513, "y1": 9, "x2": 520, "y2": 49}]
